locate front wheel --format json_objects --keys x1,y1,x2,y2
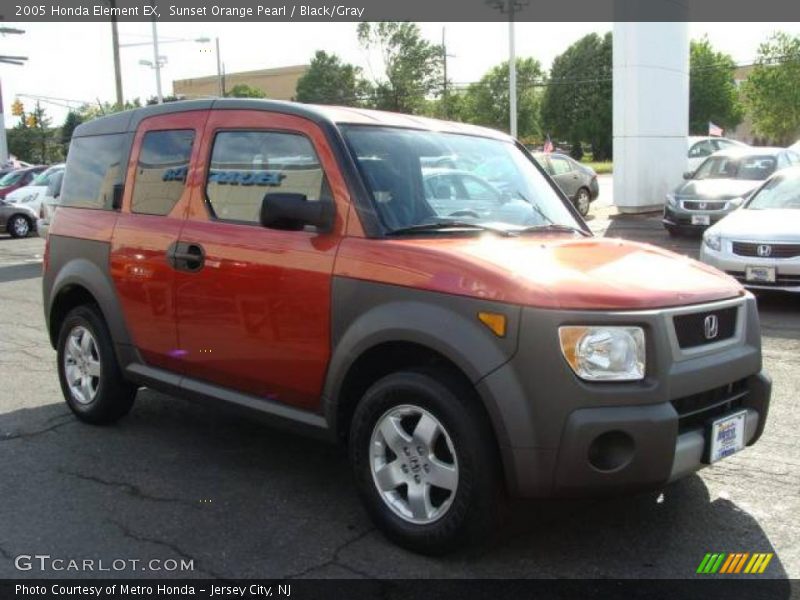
[
  {"x1": 56, "y1": 305, "x2": 137, "y2": 424},
  {"x1": 8, "y1": 215, "x2": 31, "y2": 238},
  {"x1": 574, "y1": 188, "x2": 591, "y2": 216},
  {"x1": 349, "y1": 369, "x2": 503, "y2": 554}
]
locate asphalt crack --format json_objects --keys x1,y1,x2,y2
[
  {"x1": 0, "y1": 416, "x2": 75, "y2": 443},
  {"x1": 59, "y1": 469, "x2": 202, "y2": 509},
  {"x1": 109, "y1": 520, "x2": 227, "y2": 580},
  {"x1": 280, "y1": 527, "x2": 377, "y2": 580}
]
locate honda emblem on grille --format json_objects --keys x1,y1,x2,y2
[
  {"x1": 757, "y1": 244, "x2": 772, "y2": 257},
  {"x1": 698, "y1": 202, "x2": 707, "y2": 210},
  {"x1": 704, "y1": 314, "x2": 719, "y2": 340}
]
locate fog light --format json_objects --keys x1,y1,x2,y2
[{"x1": 588, "y1": 431, "x2": 635, "y2": 472}]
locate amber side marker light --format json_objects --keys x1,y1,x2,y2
[{"x1": 478, "y1": 312, "x2": 507, "y2": 337}]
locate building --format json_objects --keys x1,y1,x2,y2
[{"x1": 173, "y1": 65, "x2": 309, "y2": 101}]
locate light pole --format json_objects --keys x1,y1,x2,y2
[
  {"x1": 216, "y1": 37, "x2": 224, "y2": 97},
  {"x1": 0, "y1": 26, "x2": 27, "y2": 164},
  {"x1": 121, "y1": 30, "x2": 210, "y2": 104},
  {"x1": 487, "y1": 0, "x2": 528, "y2": 139}
]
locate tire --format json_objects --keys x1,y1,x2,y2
[
  {"x1": 349, "y1": 368, "x2": 503, "y2": 555},
  {"x1": 574, "y1": 188, "x2": 591, "y2": 216},
  {"x1": 56, "y1": 304, "x2": 137, "y2": 425},
  {"x1": 8, "y1": 214, "x2": 31, "y2": 238}
]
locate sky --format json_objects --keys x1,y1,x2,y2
[{"x1": 3, "y1": 21, "x2": 800, "y2": 125}]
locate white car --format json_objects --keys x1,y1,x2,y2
[
  {"x1": 701, "y1": 166, "x2": 800, "y2": 292},
  {"x1": 687, "y1": 136, "x2": 748, "y2": 173},
  {"x1": 4, "y1": 163, "x2": 65, "y2": 216},
  {"x1": 36, "y1": 168, "x2": 64, "y2": 238}
]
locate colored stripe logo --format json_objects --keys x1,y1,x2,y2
[{"x1": 697, "y1": 552, "x2": 773, "y2": 574}]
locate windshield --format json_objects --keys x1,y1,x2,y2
[
  {"x1": 0, "y1": 171, "x2": 24, "y2": 187},
  {"x1": 747, "y1": 172, "x2": 800, "y2": 210},
  {"x1": 693, "y1": 155, "x2": 777, "y2": 181},
  {"x1": 32, "y1": 167, "x2": 62, "y2": 186},
  {"x1": 342, "y1": 126, "x2": 581, "y2": 233}
]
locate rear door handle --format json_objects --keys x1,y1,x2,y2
[{"x1": 167, "y1": 242, "x2": 205, "y2": 272}]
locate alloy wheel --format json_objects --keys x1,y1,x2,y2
[
  {"x1": 63, "y1": 326, "x2": 102, "y2": 405},
  {"x1": 11, "y1": 216, "x2": 29, "y2": 237}
]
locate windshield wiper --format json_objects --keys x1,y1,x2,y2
[
  {"x1": 387, "y1": 220, "x2": 517, "y2": 237},
  {"x1": 517, "y1": 223, "x2": 591, "y2": 237}
]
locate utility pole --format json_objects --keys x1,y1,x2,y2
[
  {"x1": 215, "y1": 37, "x2": 223, "y2": 97},
  {"x1": 108, "y1": 0, "x2": 123, "y2": 107},
  {"x1": 442, "y1": 28, "x2": 448, "y2": 118},
  {"x1": 508, "y1": 0, "x2": 517, "y2": 138},
  {"x1": 0, "y1": 27, "x2": 27, "y2": 164},
  {"x1": 151, "y1": 18, "x2": 163, "y2": 103}
]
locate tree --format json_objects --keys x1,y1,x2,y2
[
  {"x1": 7, "y1": 101, "x2": 61, "y2": 164},
  {"x1": 541, "y1": 32, "x2": 613, "y2": 160},
  {"x1": 225, "y1": 84, "x2": 266, "y2": 98},
  {"x1": 742, "y1": 32, "x2": 800, "y2": 145},
  {"x1": 60, "y1": 111, "x2": 84, "y2": 152},
  {"x1": 295, "y1": 50, "x2": 371, "y2": 106},
  {"x1": 689, "y1": 38, "x2": 743, "y2": 135},
  {"x1": 461, "y1": 58, "x2": 544, "y2": 140},
  {"x1": 357, "y1": 22, "x2": 443, "y2": 114}
]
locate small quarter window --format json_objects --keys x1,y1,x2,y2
[
  {"x1": 61, "y1": 133, "x2": 127, "y2": 210},
  {"x1": 205, "y1": 130, "x2": 327, "y2": 224},
  {"x1": 131, "y1": 130, "x2": 195, "y2": 216}
]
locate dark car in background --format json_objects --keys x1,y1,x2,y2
[
  {"x1": 663, "y1": 147, "x2": 800, "y2": 236},
  {"x1": 533, "y1": 152, "x2": 599, "y2": 216}
]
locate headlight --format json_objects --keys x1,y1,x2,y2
[
  {"x1": 703, "y1": 233, "x2": 722, "y2": 251},
  {"x1": 558, "y1": 326, "x2": 646, "y2": 381},
  {"x1": 728, "y1": 197, "x2": 744, "y2": 208},
  {"x1": 665, "y1": 193, "x2": 677, "y2": 207}
]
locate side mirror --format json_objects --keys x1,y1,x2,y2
[
  {"x1": 260, "y1": 192, "x2": 334, "y2": 232},
  {"x1": 683, "y1": 171, "x2": 694, "y2": 180}
]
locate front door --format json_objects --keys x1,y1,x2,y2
[
  {"x1": 174, "y1": 110, "x2": 348, "y2": 410},
  {"x1": 110, "y1": 111, "x2": 208, "y2": 372}
]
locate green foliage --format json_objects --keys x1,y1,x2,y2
[
  {"x1": 296, "y1": 50, "x2": 370, "y2": 106},
  {"x1": 689, "y1": 38, "x2": 743, "y2": 135},
  {"x1": 60, "y1": 111, "x2": 84, "y2": 151},
  {"x1": 357, "y1": 22, "x2": 443, "y2": 114},
  {"x1": 541, "y1": 32, "x2": 612, "y2": 161},
  {"x1": 78, "y1": 99, "x2": 141, "y2": 121},
  {"x1": 460, "y1": 58, "x2": 544, "y2": 139},
  {"x1": 742, "y1": 32, "x2": 800, "y2": 145},
  {"x1": 225, "y1": 84, "x2": 266, "y2": 98},
  {"x1": 7, "y1": 102, "x2": 62, "y2": 164}
]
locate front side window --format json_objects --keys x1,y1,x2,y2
[
  {"x1": 205, "y1": 130, "x2": 327, "y2": 224},
  {"x1": 60, "y1": 133, "x2": 127, "y2": 209},
  {"x1": 343, "y1": 126, "x2": 580, "y2": 233},
  {"x1": 131, "y1": 130, "x2": 195, "y2": 216}
]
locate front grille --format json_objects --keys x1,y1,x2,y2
[
  {"x1": 671, "y1": 379, "x2": 748, "y2": 432},
  {"x1": 682, "y1": 200, "x2": 727, "y2": 211},
  {"x1": 726, "y1": 271, "x2": 800, "y2": 287},
  {"x1": 673, "y1": 306, "x2": 737, "y2": 349},
  {"x1": 732, "y1": 241, "x2": 800, "y2": 259}
]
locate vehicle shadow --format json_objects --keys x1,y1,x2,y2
[
  {"x1": 0, "y1": 392, "x2": 790, "y2": 584},
  {"x1": 0, "y1": 262, "x2": 42, "y2": 283}
]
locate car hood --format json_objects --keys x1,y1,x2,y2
[
  {"x1": 710, "y1": 208, "x2": 800, "y2": 242},
  {"x1": 337, "y1": 235, "x2": 744, "y2": 310},
  {"x1": 676, "y1": 178, "x2": 760, "y2": 200}
]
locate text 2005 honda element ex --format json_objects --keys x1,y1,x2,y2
[{"x1": 43, "y1": 100, "x2": 771, "y2": 554}]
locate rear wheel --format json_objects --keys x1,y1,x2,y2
[
  {"x1": 574, "y1": 188, "x2": 591, "y2": 216},
  {"x1": 349, "y1": 368, "x2": 503, "y2": 554},
  {"x1": 8, "y1": 215, "x2": 31, "y2": 238},
  {"x1": 56, "y1": 305, "x2": 137, "y2": 424}
]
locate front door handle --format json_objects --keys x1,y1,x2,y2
[{"x1": 167, "y1": 242, "x2": 205, "y2": 272}]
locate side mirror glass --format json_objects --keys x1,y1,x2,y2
[
  {"x1": 683, "y1": 171, "x2": 694, "y2": 180},
  {"x1": 260, "y1": 192, "x2": 334, "y2": 232}
]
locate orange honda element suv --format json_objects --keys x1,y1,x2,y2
[{"x1": 43, "y1": 100, "x2": 771, "y2": 554}]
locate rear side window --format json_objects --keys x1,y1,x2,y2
[
  {"x1": 550, "y1": 156, "x2": 572, "y2": 175},
  {"x1": 61, "y1": 134, "x2": 126, "y2": 209},
  {"x1": 131, "y1": 130, "x2": 195, "y2": 216},
  {"x1": 205, "y1": 130, "x2": 327, "y2": 224}
]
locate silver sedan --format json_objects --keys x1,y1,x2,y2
[{"x1": 701, "y1": 167, "x2": 800, "y2": 292}]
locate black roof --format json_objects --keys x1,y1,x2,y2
[{"x1": 73, "y1": 99, "x2": 510, "y2": 141}]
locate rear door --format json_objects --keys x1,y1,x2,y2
[
  {"x1": 173, "y1": 110, "x2": 348, "y2": 410},
  {"x1": 110, "y1": 111, "x2": 208, "y2": 372}
]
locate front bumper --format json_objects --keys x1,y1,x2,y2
[
  {"x1": 477, "y1": 294, "x2": 770, "y2": 498},
  {"x1": 701, "y1": 243, "x2": 800, "y2": 292},
  {"x1": 663, "y1": 204, "x2": 734, "y2": 231}
]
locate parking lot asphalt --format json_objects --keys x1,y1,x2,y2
[{"x1": 0, "y1": 205, "x2": 798, "y2": 582}]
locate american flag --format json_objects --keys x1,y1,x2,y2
[
  {"x1": 543, "y1": 134, "x2": 554, "y2": 154},
  {"x1": 708, "y1": 122, "x2": 724, "y2": 137}
]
